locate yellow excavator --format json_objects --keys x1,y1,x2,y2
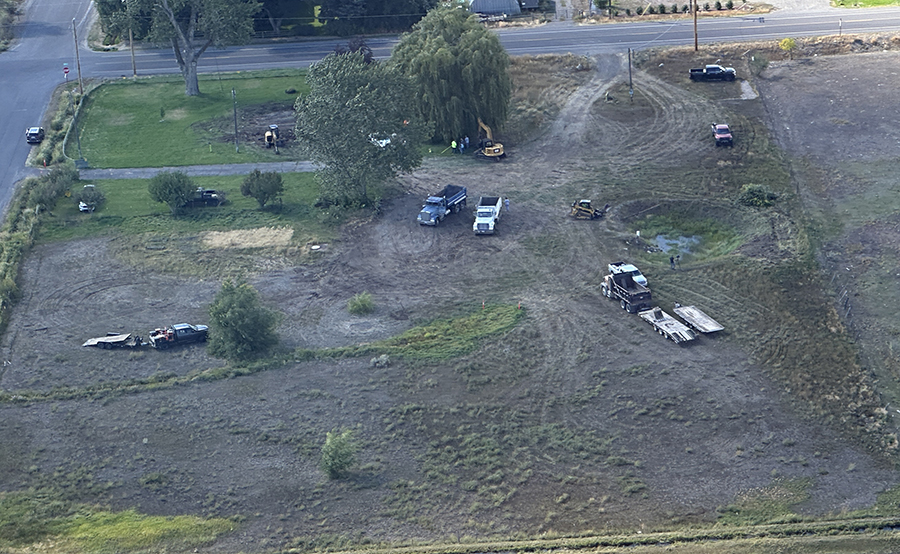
[
  {"x1": 570, "y1": 200, "x2": 609, "y2": 220},
  {"x1": 476, "y1": 118, "x2": 506, "y2": 161},
  {"x1": 265, "y1": 124, "x2": 281, "y2": 154}
]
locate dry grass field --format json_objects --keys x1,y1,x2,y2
[{"x1": 2, "y1": 37, "x2": 900, "y2": 553}]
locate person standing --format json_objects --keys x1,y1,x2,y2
[
  {"x1": 451, "y1": 139, "x2": 457, "y2": 153},
  {"x1": 504, "y1": 198, "x2": 510, "y2": 213},
  {"x1": 670, "y1": 256, "x2": 675, "y2": 270},
  {"x1": 464, "y1": 136, "x2": 470, "y2": 149}
]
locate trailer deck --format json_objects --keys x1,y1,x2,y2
[
  {"x1": 673, "y1": 304, "x2": 724, "y2": 333},
  {"x1": 639, "y1": 307, "x2": 697, "y2": 344},
  {"x1": 82, "y1": 333, "x2": 142, "y2": 349}
]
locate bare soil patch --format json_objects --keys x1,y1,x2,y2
[{"x1": 1, "y1": 46, "x2": 900, "y2": 552}]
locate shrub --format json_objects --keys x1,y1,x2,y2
[
  {"x1": 738, "y1": 184, "x2": 778, "y2": 208},
  {"x1": 682, "y1": 4, "x2": 689, "y2": 11},
  {"x1": 671, "y1": 4, "x2": 679, "y2": 13},
  {"x1": 73, "y1": 184, "x2": 105, "y2": 210},
  {"x1": 320, "y1": 428, "x2": 357, "y2": 479},
  {"x1": 657, "y1": 3, "x2": 665, "y2": 12},
  {"x1": 703, "y1": 2, "x2": 710, "y2": 9},
  {"x1": 240, "y1": 169, "x2": 284, "y2": 209},
  {"x1": 726, "y1": 0, "x2": 734, "y2": 7},
  {"x1": 207, "y1": 279, "x2": 281, "y2": 361},
  {"x1": 29, "y1": 164, "x2": 78, "y2": 209},
  {"x1": 779, "y1": 37, "x2": 797, "y2": 60},
  {"x1": 626, "y1": 8, "x2": 631, "y2": 14},
  {"x1": 148, "y1": 171, "x2": 194, "y2": 215},
  {"x1": 347, "y1": 292, "x2": 375, "y2": 315},
  {"x1": 715, "y1": 1, "x2": 722, "y2": 9}
]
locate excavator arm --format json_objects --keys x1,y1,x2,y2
[{"x1": 477, "y1": 117, "x2": 494, "y2": 142}]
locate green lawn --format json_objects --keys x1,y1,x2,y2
[
  {"x1": 835, "y1": 0, "x2": 900, "y2": 5},
  {"x1": 73, "y1": 70, "x2": 309, "y2": 168},
  {"x1": 41, "y1": 173, "x2": 333, "y2": 245}
]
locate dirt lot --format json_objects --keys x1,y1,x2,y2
[{"x1": 2, "y1": 45, "x2": 900, "y2": 552}]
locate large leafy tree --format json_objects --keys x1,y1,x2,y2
[
  {"x1": 148, "y1": 171, "x2": 195, "y2": 214},
  {"x1": 125, "y1": 0, "x2": 260, "y2": 96},
  {"x1": 207, "y1": 279, "x2": 281, "y2": 361},
  {"x1": 294, "y1": 52, "x2": 429, "y2": 205},
  {"x1": 392, "y1": 5, "x2": 511, "y2": 142}
]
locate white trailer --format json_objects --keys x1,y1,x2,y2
[
  {"x1": 83, "y1": 333, "x2": 143, "y2": 349},
  {"x1": 639, "y1": 307, "x2": 697, "y2": 344},
  {"x1": 673, "y1": 304, "x2": 724, "y2": 333}
]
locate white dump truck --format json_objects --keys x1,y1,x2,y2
[{"x1": 473, "y1": 196, "x2": 503, "y2": 235}]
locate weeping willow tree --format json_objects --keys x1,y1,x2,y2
[{"x1": 391, "y1": 5, "x2": 511, "y2": 143}]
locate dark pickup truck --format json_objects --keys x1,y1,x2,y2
[
  {"x1": 148, "y1": 323, "x2": 208, "y2": 350},
  {"x1": 689, "y1": 65, "x2": 736, "y2": 81},
  {"x1": 182, "y1": 188, "x2": 225, "y2": 207}
]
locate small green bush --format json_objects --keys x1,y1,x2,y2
[
  {"x1": 647, "y1": 5, "x2": 656, "y2": 13},
  {"x1": 73, "y1": 184, "x2": 105, "y2": 210},
  {"x1": 682, "y1": 4, "x2": 689, "y2": 11},
  {"x1": 715, "y1": 0, "x2": 722, "y2": 9},
  {"x1": 671, "y1": 4, "x2": 679, "y2": 13},
  {"x1": 738, "y1": 184, "x2": 778, "y2": 208},
  {"x1": 626, "y1": 8, "x2": 632, "y2": 14},
  {"x1": 347, "y1": 291, "x2": 375, "y2": 315},
  {"x1": 703, "y1": 2, "x2": 710, "y2": 9},
  {"x1": 658, "y1": 3, "x2": 666, "y2": 12},
  {"x1": 320, "y1": 428, "x2": 357, "y2": 479},
  {"x1": 726, "y1": 0, "x2": 734, "y2": 7}
]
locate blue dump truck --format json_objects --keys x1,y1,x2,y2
[{"x1": 417, "y1": 185, "x2": 467, "y2": 226}]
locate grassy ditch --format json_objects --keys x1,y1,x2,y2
[
  {"x1": 73, "y1": 70, "x2": 308, "y2": 168},
  {"x1": 0, "y1": 489, "x2": 235, "y2": 552}
]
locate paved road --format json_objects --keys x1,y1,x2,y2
[
  {"x1": 80, "y1": 161, "x2": 317, "y2": 180},
  {"x1": 4, "y1": 1, "x2": 900, "y2": 208},
  {"x1": 0, "y1": 0, "x2": 94, "y2": 209},
  {"x1": 73, "y1": 8, "x2": 900, "y2": 78}
]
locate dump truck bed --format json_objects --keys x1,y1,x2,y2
[
  {"x1": 673, "y1": 304, "x2": 724, "y2": 333},
  {"x1": 639, "y1": 307, "x2": 697, "y2": 344}
]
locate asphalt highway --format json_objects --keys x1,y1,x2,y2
[{"x1": 2, "y1": 1, "x2": 900, "y2": 211}]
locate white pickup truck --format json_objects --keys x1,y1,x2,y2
[
  {"x1": 473, "y1": 196, "x2": 503, "y2": 235},
  {"x1": 608, "y1": 261, "x2": 647, "y2": 287}
]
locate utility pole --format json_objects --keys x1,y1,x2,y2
[
  {"x1": 72, "y1": 18, "x2": 84, "y2": 95},
  {"x1": 692, "y1": 0, "x2": 699, "y2": 51},
  {"x1": 628, "y1": 48, "x2": 634, "y2": 102},
  {"x1": 130, "y1": 28, "x2": 137, "y2": 78},
  {"x1": 232, "y1": 88, "x2": 239, "y2": 153}
]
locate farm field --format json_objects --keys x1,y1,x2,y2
[{"x1": 2, "y1": 43, "x2": 900, "y2": 552}]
